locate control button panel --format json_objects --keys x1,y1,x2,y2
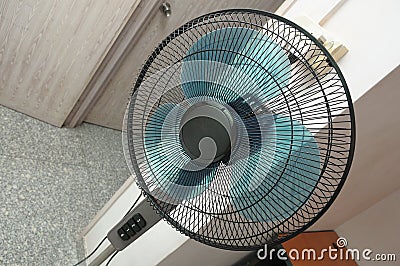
[
  {"x1": 118, "y1": 212, "x2": 146, "y2": 241},
  {"x1": 108, "y1": 199, "x2": 176, "y2": 251}
]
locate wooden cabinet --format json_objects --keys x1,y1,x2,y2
[{"x1": 282, "y1": 231, "x2": 358, "y2": 266}]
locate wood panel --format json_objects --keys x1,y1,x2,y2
[
  {"x1": 0, "y1": 0, "x2": 140, "y2": 126},
  {"x1": 84, "y1": 0, "x2": 285, "y2": 129},
  {"x1": 63, "y1": 0, "x2": 163, "y2": 128}
]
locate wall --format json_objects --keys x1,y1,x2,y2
[
  {"x1": 321, "y1": 0, "x2": 400, "y2": 101},
  {"x1": 284, "y1": 0, "x2": 400, "y2": 102},
  {"x1": 0, "y1": 105, "x2": 130, "y2": 264},
  {"x1": 336, "y1": 188, "x2": 400, "y2": 266},
  {"x1": 0, "y1": 0, "x2": 140, "y2": 126}
]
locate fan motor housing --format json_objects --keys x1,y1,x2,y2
[{"x1": 179, "y1": 101, "x2": 236, "y2": 164}]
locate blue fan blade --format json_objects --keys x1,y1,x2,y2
[
  {"x1": 144, "y1": 104, "x2": 217, "y2": 201},
  {"x1": 231, "y1": 114, "x2": 320, "y2": 222},
  {"x1": 234, "y1": 33, "x2": 291, "y2": 102},
  {"x1": 144, "y1": 103, "x2": 176, "y2": 164},
  {"x1": 169, "y1": 165, "x2": 218, "y2": 201},
  {"x1": 184, "y1": 27, "x2": 254, "y2": 66},
  {"x1": 181, "y1": 27, "x2": 290, "y2": 103},
  {"x1": 181, "y1": 27, "x2": 253, "y2": 101}
]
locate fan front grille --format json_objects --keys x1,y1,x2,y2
[{"x1": 125, "y1": 9, "x2": 355, "y2": 250}]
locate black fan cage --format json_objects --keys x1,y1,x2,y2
[{"x1": 126, "y1": 9, "x2": 355, "y2": 250}]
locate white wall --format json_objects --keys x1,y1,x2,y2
[
  {"x1": 284, "y1": 0, "x2": 343, "y2": 22},
  {"x1": 336, "y1": 188, "x2": 400, "y2": 266},
  {"x1": 285, "y1": 0, "x2": 400, "y2": 101}
]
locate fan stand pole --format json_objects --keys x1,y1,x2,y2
[{"x1": 88, "y1": 244, "x2": 116, "y2": 266}]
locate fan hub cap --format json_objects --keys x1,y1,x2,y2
[{"x1": 179, "y1": 101, "x2": 236, "y2": 164}]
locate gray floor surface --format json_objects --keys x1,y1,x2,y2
[{"x1": 0, "y1": 105, "x2": 130, "y2": 265}]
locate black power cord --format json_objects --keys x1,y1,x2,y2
[{"x1": 72, "y1": 192, "x2": 143, "y2": 265}]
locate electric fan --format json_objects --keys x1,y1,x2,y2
[{"x1": 82, "y1": 9, "x2": 355, "y2": 265}]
